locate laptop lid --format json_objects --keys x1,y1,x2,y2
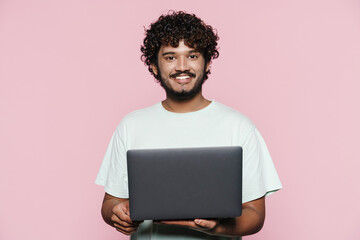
[{"x1": 127, "y1": 146, "x2": 242, "y2": 221}]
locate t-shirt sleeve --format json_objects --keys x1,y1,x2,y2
[
  {"x1": 242, "y1": 127, "x2": 282, "y2": 203},
  {"x1": 95, "y1": 127, "x2": 129, "y2": 198}
]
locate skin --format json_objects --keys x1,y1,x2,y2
[
  {"x1": 101, "y1": 194, "x2": 142, "y2": 235},
  {"x1": 101, "y1": 40, "x2": 266, "y2": 237},
  {"x1": 152, "y1": 40, "x2": 212, "y2": 112},
  {"x1": 102, "y1": 193, "x2": 265, "y2": 236}
]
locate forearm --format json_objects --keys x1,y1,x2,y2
[
  {"x1": 211, "y1": 207, "x2": 265, "y2": 237},
  {"x1": 159, "y1": 198, "x2": 266, "y2": 237}
]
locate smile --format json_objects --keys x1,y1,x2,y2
[{"x1": 175, "y1": 76, "x2": 190, "y2": 80}]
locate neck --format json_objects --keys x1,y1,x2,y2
[{"x1": 162, "y1": 92, "x2": 211, "y2": 113}]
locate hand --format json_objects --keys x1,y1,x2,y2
[
  {"x1": 155, "y1": 219, "x2": 220, "y2": 234},
  {"x1": 111, "y1": 200, "x2": 143, "y2": 235}
]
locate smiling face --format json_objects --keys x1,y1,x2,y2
[{"x1": 152, "y1": 40, "x2": 210, "y2": 100}]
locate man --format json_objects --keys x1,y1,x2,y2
[{"x1": 96, "y1": 11, "x2": 282, "y2": 239}]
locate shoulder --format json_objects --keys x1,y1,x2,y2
[
  {"x1": 124, "y1": 103, "x2": 161, "y2": 120},
  {"x1": 213, "y1": 101, "x2": 256, "y2": 131},
  {"x1": 115, "y1": 102, "x2": 161, "y2": 130}
]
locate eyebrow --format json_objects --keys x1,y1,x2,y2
[
  {"x1": 161, "y1": 50, "x2": 199, "y2": 56},
  {"x1": 162, "y1": 52, "x2": 175, "y2": 56}
]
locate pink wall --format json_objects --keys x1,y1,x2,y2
[{"x1": 1, "y1": 0, "x2": 359, "y2": 239}]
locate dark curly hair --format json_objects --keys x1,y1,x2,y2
[{"x1": 141, "y1": 11, "x2": 219, "y2": 81}]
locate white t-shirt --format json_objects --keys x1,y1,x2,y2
[{"x1": 95, "y1": 100, "x2": 282, "y2": 240}]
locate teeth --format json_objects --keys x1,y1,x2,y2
[{"x1": 175, "y1": 76, "x2": 190, "y2": 80}]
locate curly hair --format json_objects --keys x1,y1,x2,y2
[{"x1": 141, "y1": 11, "x2": 219, "y2": 81}]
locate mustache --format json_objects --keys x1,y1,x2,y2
[{"x1": 170, "y1": 71, "x2": 196, "y2": 78}]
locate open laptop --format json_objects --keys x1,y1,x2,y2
[{"x1": 127, "y1": 146, "x2": 242, "y2": 221}]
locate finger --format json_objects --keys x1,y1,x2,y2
[
  {"x1": 159, "y1": 220, "x2": 197, "y2": 228},
  {"x1": 115, "y1": 227, "x2": 136, "y2": 235},
  {"x1": 194, "y1": 219, "x2": 217, "y2": 230},
  {"x1": 114, "y1": 223, "x2": 138, "y2": 232},
  {"x1": 111, "y1": 213, "x2": 135, "y2": 226},
  {"x1": 113, "y1": 207, "x2": 133, "y2": 224},
  {"x1": 121, "y1": 203, "x2": 130, "y2": 216},
  {"x1": 132, "y1": 220, "x2": 144, "y2": 225},
  {"x1": 113, "y1": 218, "x2": 138, "y2": 228},
  {"x1": 115, "y1": 228, "x2": 128, "y2": 235}
]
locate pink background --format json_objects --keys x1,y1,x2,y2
[{"x1": 1, "y1": 0, "x2": 359, "y2": 239}]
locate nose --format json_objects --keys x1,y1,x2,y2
[{"x1": 175, "y1": 56, "x2": 189, "y2": 72}]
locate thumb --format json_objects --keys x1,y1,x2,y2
[
  {"x1": 194, "y1": 219, "x2": 217, "y2": 230},
  {"x1": 121, "y1": 202, "x2": 130, "y2": 216}
]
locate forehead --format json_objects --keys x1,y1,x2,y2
[{"x1": 158, "y1": 40, "x2": 198, "y2": 54}]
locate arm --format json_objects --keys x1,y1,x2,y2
[
  {"x1": 211, "y1": 196, "x2": 265, "y2": 236},
  {"x1": 158, "y1": 196, "x2": 265, "y2": 237},
  {"x1": 101, "y1": 193, "x2": 142, "y2": 235}
]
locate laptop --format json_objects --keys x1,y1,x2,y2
[{"x1": 127, "y1": 146, "x2": 242, "y2": 221}]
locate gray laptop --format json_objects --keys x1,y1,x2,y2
[{"x1": 127, "y1": 146, "x2": 242, "y2": 221}]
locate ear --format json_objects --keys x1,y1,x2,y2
[
  {"x1": 151, "y1": 64, "x2": 158, "y2": 75},
  {"x1": 205, "y1": 62, "x2": 211, "y2": 72}
]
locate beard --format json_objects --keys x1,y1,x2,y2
[{"x1": 157, "y1": 66, "x2": 207, "y2": 101}]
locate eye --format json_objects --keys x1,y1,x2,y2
[
  {"x1": 165, "y1": 56, "x2": 175, "y2": 61},
  {"x1": 189, "y1": 54, "x2": 198, "y2": 59}
]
